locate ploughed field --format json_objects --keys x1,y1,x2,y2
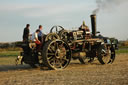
[{"x1": 0, "y1": 50, "x2": 128, "y2": 85}]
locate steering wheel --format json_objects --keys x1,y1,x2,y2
[{"x1": 50, "y1": 25, "x2": 65, "y2": 33}]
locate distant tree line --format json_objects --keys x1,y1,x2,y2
[
  {"x1": 0, "y1": 41, "x2": 22, "y2": 48},
  {"x1": 119, "y1": 40, "x2": 128, "y2": 48}
]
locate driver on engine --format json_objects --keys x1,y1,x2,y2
[
  {"x1": 79, "y1": 21, "x2": 91, "y2": 39},
  {"x1": 31, "y1": 29, "x2": 42, "y2": 51}
]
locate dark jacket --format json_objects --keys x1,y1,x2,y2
[{"x1": 23, "y1": 27, "x2": 29, "y2": 42}]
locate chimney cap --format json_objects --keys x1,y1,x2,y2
[{"x1": 90, "y1": 14, "x2": 96, "y2": 17}]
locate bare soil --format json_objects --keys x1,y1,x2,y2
[{"x1": 0, "y1": 54, "x2": 128, "y2": 85}]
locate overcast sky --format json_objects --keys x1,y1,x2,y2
[{"x1": 0, "y1": 0, "x2": 128, "y2": 42}]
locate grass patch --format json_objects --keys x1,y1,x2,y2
[
  {"x1": 0, "y1": 47, "x2": 22, "y2": 51},
  {"x1": 116, "y1": 48, "x2": 128, "y2": 54},
  {"x1": 0, "y1": 51, "x2": 21, "y2": 57},
  {"x1": 0, "y1": 51, "x2": 20, "y2": 65}
]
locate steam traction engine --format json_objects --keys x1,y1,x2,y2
[{"x1": 17, "y1": 15, "x2": 117, "y2": 70}]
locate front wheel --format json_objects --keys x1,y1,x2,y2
[
  {"x1": 108, "y1": 47, "x2": 115, "y2": 64},
  {"x1": 97, "y1": 44, "x2": 113, "y2": 64}
]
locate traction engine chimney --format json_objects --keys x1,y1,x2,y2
[{"x1": 90, "y1": 14, "x2": 97, "y2": 37}]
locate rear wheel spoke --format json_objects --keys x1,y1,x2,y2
[
  {"x1": 47, "y1": 56, "x2": 54, "y2": 60},
  {"x1": 62, "y1": 57, "x2": 69, "y2": 62},
  {"x1": 48, "y1": 53, "x2": 55, "y2": 56}
]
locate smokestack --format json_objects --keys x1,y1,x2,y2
[{"x1": 90, "y1": 14, "x2": 97, "y2": 37}]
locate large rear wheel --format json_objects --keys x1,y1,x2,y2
[{"x1": 42, "y1": 39, "x2": 71, "y2": 70}]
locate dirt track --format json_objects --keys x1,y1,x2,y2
[{"x1": 0, "y1": 54, "x2": 128, "y2": 85}]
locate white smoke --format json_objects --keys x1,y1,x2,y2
[{"x1": 93, "y1": 0, "x2": 128, "y2": 14}]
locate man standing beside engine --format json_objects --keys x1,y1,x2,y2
[{"x1": 23, "y1": 24, "x2": 30, "y2": 42}]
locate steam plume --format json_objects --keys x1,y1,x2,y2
[{"x1": 93, "y1": 0, "x2": 128, "y2": 14}]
